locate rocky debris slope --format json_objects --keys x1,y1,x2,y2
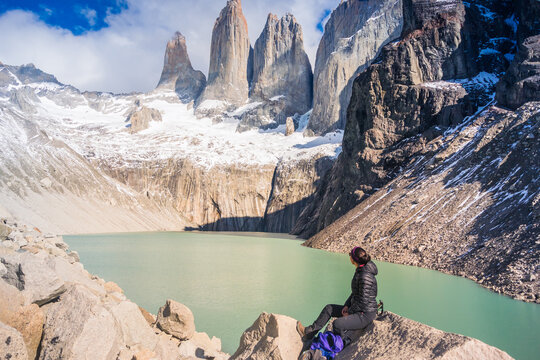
[
  {"x1": 231, "y1": 312, "x2": 513, "y2": 360},
  {"x1": 305, "y1": 101, "x2": 540, "y2": 302},
  {"x1": 156, "y1": 32, "x2": 206, "y2": 103},
  {"x1": 196, "y1": 0, "x2": 251, "y2": 111},
  {"x1": 307, "y1": 0, "x2": 403, "y2": 135},
  {"x1": 294, "y1": 0, "x2": 516, "y2": 238},
  {"x1": 0, "y1": 219, "x2": 229, "y2": 360},
  {"x1": 246, "y1": 13, "x2": 312, "y2": 127}
]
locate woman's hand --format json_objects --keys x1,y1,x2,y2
[{"x1": 341, "y1": 306, "x2": 349, "y2": 317}]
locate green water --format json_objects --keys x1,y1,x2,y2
[{"x1": 64, "y1": 232, "x2": 540, "y2": 359}]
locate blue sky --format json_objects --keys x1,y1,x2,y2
[
  {"x1": 0, "y1": 0, "x2": 338, "y2": 93},
  {"x1": 0, "y1": 1, "x2": 128, "y2": 34}
]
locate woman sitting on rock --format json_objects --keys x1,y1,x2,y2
[{"x1": 296, "y1": 246, "x2": 378, "y2": 346}]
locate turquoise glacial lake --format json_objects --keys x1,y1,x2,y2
[{"x1": 64, "y1": 232, "x2": 540, "y2": 359}]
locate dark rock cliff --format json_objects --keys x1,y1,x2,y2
[
  {"x1": 307, "y1": 0, "x2": 403, "y2": 135},
  {"x1": 293, "y1": 0, "x2": 517, "y2": 238}
]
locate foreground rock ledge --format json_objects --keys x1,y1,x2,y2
[
  {"x1": 0, "y1": 218, "x2": 228, "y2": 360},
  {"x1": 231, "y1": 312, "x2": 513, "y2": 360}
]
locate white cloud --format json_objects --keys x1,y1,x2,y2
[
  {"x1": 80, "y1": 7, "x2": 98, "y2": 27},
  {"x1": 0, "y1": 0, "x2": 339, "y2": 93}
]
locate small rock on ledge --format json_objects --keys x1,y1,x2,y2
[{"x1": 156, "y1": 299, "x2": 196, "y2": 341}]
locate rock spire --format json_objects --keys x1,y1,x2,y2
[
  {"x1": 250, "y1": 13, "x2": 313, "y2": 116},
  {"x1": 197, "y1": 0, "x2": 251, "y2": 107},
  {"x1": 157, "y1": 32, "x2": 206, "y2": 103}
]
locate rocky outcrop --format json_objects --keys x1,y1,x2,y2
[
  {"x1": 197, "y1": 0, "x2": 251, "y2": 108},
  {"x1": 156, "y1": 32, "x2": 206, "y2": 103},
  {"x1": 305, "y1": 102, "x2": 540, "y2": 303},
  {"x1": 496, "y1": 35, "x2": 540, "y2": 109},
  {"x1": 126, "y1": 104, "x2": 162, "y2": 133},
  {"x1": 230, "y1": 312, "x2": 303, "y2": 360},
  {"x1": 307, "y1": 0, "x2": 403, "y2": 135},
  {"x1": 336, "y1": 312, "x2": 513, "y2": 359},
  {"x1": 0, "y1": 219, "x2": 229, "y2": 360},
  {"x1": 232, "y1": 312, "x2": 512, "y2": 360},
  {"x1": 294, "y1": 0, "x2": 512, "y2": 238},
  {"x1": 156, "y1": 299, "x2": 195, "y2": 341},
  {"x1": 250, "y1": 13, "x2": 313, "y2": 117}
]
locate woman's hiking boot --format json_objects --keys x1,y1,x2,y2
[{"x1": 296, "y1": 321, "x2": 316, "y2": 342}]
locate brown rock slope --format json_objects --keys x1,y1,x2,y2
[{"x1": 305, "y1": 102, "x2": 540, "y2": 302}]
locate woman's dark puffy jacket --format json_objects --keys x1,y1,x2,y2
[{"x1": 344, "y1": 261, "x2": 378, "y2": 314}]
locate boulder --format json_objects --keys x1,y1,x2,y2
[
  {"x1": 0, "y1": 221, "x2": 12, "y2": 240},
  {"x1": 104, "y1": 280, "x2": 123, "y2": 294},
  {"x1": 139, "y1": 306, "x2": 156, "y2": 326},
  {"x1": 109, "y1": 300, "x2": 158, "y2": 351},
  {"x1": 0, "y1": 322, "x2": 28, "y2": 360},
  {"x1": 156, "y1": 32, "x2": 206, "y2": 103},
  {"x1": 230, "y1": 312, "x2": 303, "y2": 360},
  {"x1": 156, "y1": 299, "x2": 195, "y2": 341},
  {"x1": 0, "y1": 279, "x2": 24, "y2": 323},
  {"x1": 1, "y1": 252, "x2": 66, "y2": 305},
  {"x1": 178, "y1": 331, "x2": 227, "y2": 360},
  {"x1": 48, "y1": 255, "x2": 105, "y2": 296},
  {"x1": 67, "y1": 250, "x2": 80, "y2": 263},
  {"x1": 197, "y1": 0, "x2": 251, "y2": 107},
  {"x1": 8, "y1": 304, "x2": 44, "y2": 360},
  {"x1": 39, "y1": 285, "x2": 121, "y2": 360}
]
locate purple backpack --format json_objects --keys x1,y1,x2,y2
[{"x1": 310, "y1": 331, "x2": 344, "y2": 359}]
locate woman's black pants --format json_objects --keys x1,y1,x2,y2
[{"x1": 309, "y1": 304, "x2": 376, "y2": 338}]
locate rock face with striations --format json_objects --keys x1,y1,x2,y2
[
  {"x1": 250, "y1": 13, "x2": 313, "y2": 117},
  {"x1": 294, "y1": 0, "x2": 512, "y2": 238},
  {"x1": 156, "y1": 32, "x2": 206, "y2": 103},
  {"x1": 197, "y1": 0, "x2": 251, "y2": 109},
  {"x1": 307, "y1": 0, "x2": 403, "y2": 135}
]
